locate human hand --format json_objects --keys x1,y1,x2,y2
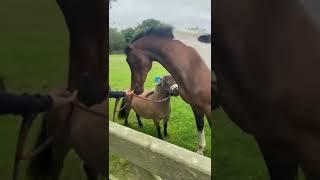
[
  {"x1": 125, "y1": 89, "x2": 134, "y2": 96},
  {"x1": 48, "y1": 89, "x2": 78, "y2": 108}
]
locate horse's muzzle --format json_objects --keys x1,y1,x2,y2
[{"x1": 134, "y1": 89, "x2": 143, "y2": 95}]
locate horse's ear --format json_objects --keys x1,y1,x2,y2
[{"x1": 124, "y1": 44, "x2": 133, "y2": 55}]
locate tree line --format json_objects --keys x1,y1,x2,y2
[{"x1": 109, "y1": 19, "x2": 171, "y2": 54}]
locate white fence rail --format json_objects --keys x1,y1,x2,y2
[{"x1": 109, "y1": 121, "x2": 211, "y2": 180}]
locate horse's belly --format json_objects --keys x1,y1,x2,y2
[{"x1": 131, "y1": 101, "x2": 169, "y2": 120}]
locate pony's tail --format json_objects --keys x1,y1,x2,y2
[
  {"x1": 27, "y1": 114, "x2": 53, "y2": 180},
  {"x1": 118, "y1": 97, "x2": 127, "y2": 119}
]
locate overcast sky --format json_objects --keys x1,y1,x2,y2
[{"x1": 110, "y1": 0, "x2": 211, "y2": 33}]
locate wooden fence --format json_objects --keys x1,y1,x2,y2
[{"x1": 109, "y1": 121, "x2": 211, "y2": 180}]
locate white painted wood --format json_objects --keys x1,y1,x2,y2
[{"x1": 109, "y1": 121, "x2": 211, "y2": 180}]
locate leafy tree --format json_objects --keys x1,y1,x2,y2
[
  {"x1": 108, "y1": 19, "x2": 173, "y2": 53},
  {"x1": 109, "y1": 28, "x2": 126, "y2": 54},
  {"x1": 136, "y1": 19, "x2": 163, "y2": 30},
  {"x1": 132, "y1": 19, "x2": 170, "y2": 41},
  {"x1": 120, "y1": 27, "x2": 135, "y2": 43}
]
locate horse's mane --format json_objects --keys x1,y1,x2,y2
[{"x1": 131, "y1": 25, "x2": 175, "y2": 43}]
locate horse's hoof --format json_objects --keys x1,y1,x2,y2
[{"x1": 138, "y1": 124, "x2": 143, "y2": 128}]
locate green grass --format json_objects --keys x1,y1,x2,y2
[
  {"x1": 0, "y1": 0, "x2": 89, "y2": 179},
  {"x1": 213, "y1": 107, "x2": 306, "y2": 180},
  {"x1": 212, "y1": 109, "x2": 268, "y2": 180},
  {"x1": 109, "y1": 54, "x2": 211, "y2": 178}
]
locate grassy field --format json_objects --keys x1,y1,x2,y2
[
  {"x1": 0, "y1": 0, "x2": 90, "y2": 179},
  {"x1": 213, "y1": 105, "x2": 306, "y2": 180},
  {"x1": 212, "y1": 109, "x2": 268, "y2": 180},
  {"x1": 109, "y1": 54, "x2": 211, "y2": 178}
]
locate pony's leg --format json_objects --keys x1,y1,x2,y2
[
  {"x1": 124, "y1": 109, "x2": 130, "y2": 126},
  {"x1": 163, "y1": 116, "x2": 169, "y2": 137},
  {"x1": 83, "y1": 163, "x2": 98, "y2": 180},
  {"x1": 256, "y1": 138, "x2": 298, "y2": 180},
  {"x1": 153, "y1": 119, "x2": 163, "y2": 139},
  {"x1": 124, "y1": 106, "x2": 132, "y2": 126},
  {"x1": 136, "y1": 113, "x2": 143, "y2": 127},
  {"x1": 192, "y1": 108, "x2": 206, "y2": 155}
]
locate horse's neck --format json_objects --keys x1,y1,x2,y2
[{"x1": 137, "y1": 39, "x2": 192, "y2": 87}]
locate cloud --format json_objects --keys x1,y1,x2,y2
[{"x1": 110, "y1": 0, "x2": 211, "y2": 31}]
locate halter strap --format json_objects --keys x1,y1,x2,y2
[{"x1": 132, "y1": 93, "x2": 170, "y2": 103}]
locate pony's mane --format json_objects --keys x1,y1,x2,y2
[{"x1": 131, "y1": 26, "x2": 175, "y2": 43}]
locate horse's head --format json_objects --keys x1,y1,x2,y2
[
  {"x1": 198, "y1": 34, "x2": 211, "y2": 44},
  {"x1": 156, "y1": 75, "x2": 179, "y2": 97},
  {"x1": 125, "y1": 45, "x2": 152, "y2": 95}
]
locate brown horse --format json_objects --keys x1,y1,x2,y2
[
  {"x1": 124, "y1": 26, "x2": 211, "y2": 155},
  {"x1": 16, "y1": 0, "x2": 108, "y2": 179},
  {"x1": 198, "y1": 34, "x2": 219, "y2": 110},
  {"x1": 214, "y1": 0, "x2": 320, "y2": 179}
]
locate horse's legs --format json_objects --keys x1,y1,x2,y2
[
  {"x1": 83, "y1": 163, "x2": 98, "y2": 180},
  {"x1": 153, "y1": 119, "x2": 163, "y2": 139},
  {"x1": 163, "y1": 115, "x2": 169, "y2": 137},
  {"x1": 192, "y1": 108, "x2": 206, "y2": 155},
  {"x1": 124, "y1": 107, "x2": 131, "y2": 126},
  {"x1": 255, "y1": 138, "x2": 298, "y2": 180},
  {"x1": 205, "y1": 104, "x2": 212, "y2": 128},
  {"x1": 136, "y1": 113, "x2": 143, "y2": 127}
]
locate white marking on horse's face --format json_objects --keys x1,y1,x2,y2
[
  {"x1": 299, "y1": 0, "x2": 320, "y2": 27},
  {"x1": 169, "y1": 84, "x2": 178, "y2": 91}
]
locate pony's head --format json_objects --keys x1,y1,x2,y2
[
  {"x1": 156, "y1": 75, "x2": 179, "y2": 97},
  {"x1": 125, "y1": 45, "x2": 152, "y2": 95}
]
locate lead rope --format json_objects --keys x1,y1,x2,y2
[{"x1": 131, "y1": 93, "x2": 170, "y2": 103}]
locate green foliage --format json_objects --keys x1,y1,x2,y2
[
  {"x1": 136, "y1": 19, "x2": 163, "y2": 30},
  {"x1": 109, "y1": 19, "x2": 172, "y2": 54},
  {"x1": 109, "y1": 28, "x2": 126, "y2": 54},
  {"x1": 120, "y1": 27, "x2": 135, "y2": 43},
  {"x1": 132, "y1": 19, "x2": 168, "y2": 40}
]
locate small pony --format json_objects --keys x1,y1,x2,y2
[{"x1": 118, "y1": 75, "x2": 179, "y2": 139}]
